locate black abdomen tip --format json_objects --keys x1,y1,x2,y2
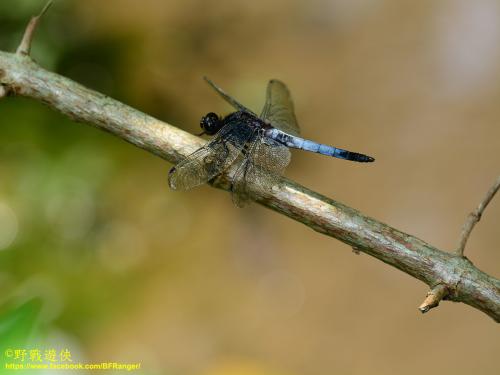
[
  {"x1": 348, "y1": 152, "x2": 375, "y2": 163},
  {"x1": 363, "y1": 155, "x2": 375, "y2": 163}
]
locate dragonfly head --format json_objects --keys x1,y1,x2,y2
[{"x1": 200, "y1": 112, "x2": 223, "y2": 135}]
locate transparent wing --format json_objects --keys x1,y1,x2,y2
[
  {"x1": 260, "y1": 79, "x2": 301, "y2": 136},
  {"x1": 231, "y1": 135, "x2": 291, "y2": 207},
  {"x1": 230, "y1": 140, "x2": 259, "y2": 208},
  {"x1": 169, "y1": 121, "x2": 255, "y2": 191},
  {"x1": 204, "y1": 76, "x2": 257, "y2": 115}
]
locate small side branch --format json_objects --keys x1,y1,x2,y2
[
  {"x1": 455, "y1": 176, "x2": 500, "y2": 257},
  {"x1": 16, "y1": 0, "x2": 53, "y2": 56},
  {"x1": 419, "y1": 284, "x2": 448, "y2": 314}
]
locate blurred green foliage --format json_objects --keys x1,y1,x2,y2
[
  {"x1": 0, "y1": 0, "x2": 143, "y2": 344},
  {"x1": 0, "y1": 298, "x2": 42, "y2": 349}
]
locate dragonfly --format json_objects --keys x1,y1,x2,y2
[{"x1": 168, "y1": 77, "x2": 374, "y2": 207}]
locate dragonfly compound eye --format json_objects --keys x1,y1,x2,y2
[{"x1": 200, "y1": 112, "x2": 222, "y2": 135}]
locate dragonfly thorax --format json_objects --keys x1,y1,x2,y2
[{"x1": 200, "y1": 112, "x2": 223, "y2": 135}]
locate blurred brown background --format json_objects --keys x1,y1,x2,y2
[{"x1": 0, "y1": 0, "x2": 499, "y2": 374}]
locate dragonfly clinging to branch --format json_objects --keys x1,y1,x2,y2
[{"x1": 168, "y1": 77, "x2": 374, "y2": 207}]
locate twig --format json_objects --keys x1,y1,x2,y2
[
  {"x1": 419, "y1": 284, "x2": 448, "y2": 314},
  {"x1": 455, "y1": 176, "x2": 500, "y2": 257},
  {"x1": 16, "y1": 0, "x2": 53, "y2": 56}
]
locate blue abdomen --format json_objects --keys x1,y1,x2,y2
[{"x1": 265, "y1": 128, "x2": 374, "y2": 163}]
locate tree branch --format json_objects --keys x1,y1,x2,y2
[
  {"x1": 0, "y1": 28, "x2": 498, "y2": 321},
  {"x1": 455, "y1": 176, "x2": 500, "y2": 257}
]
